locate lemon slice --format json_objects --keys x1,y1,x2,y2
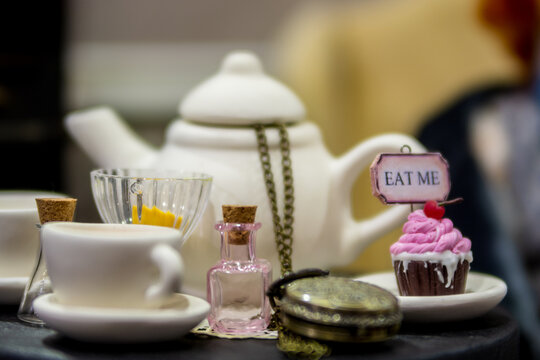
[{"x1": 132, "y1": 205, "x2": 182, "y2": 229}]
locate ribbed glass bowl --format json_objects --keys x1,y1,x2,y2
[{"x1": 90, "y1": 169, "x2": 212, "y2": 244}]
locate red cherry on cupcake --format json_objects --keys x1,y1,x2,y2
[{"x1": 424, "y1": 200, "x2": 445, "y2": 220}]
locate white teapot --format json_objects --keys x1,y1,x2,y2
[{"x1": 65, "y1": 51, "x2": 425, "y2": 296}]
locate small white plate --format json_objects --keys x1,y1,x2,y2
[
  {"x1": 356, "y1": 271, "x2": 507, "y2": 322},
  {"x1": 0, "y1": 277, "x2": 28, "y2": 305},
  {"x1": 34, "y1": 293, "x2": 210, "y2": 343}
]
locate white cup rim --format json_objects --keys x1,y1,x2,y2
[{"x1": 42, "y1": 222, "x2": 182, "y2": 244}]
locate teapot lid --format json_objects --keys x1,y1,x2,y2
[{"x1": 179, "y1": 51, "x2": 305, "y2": 125}]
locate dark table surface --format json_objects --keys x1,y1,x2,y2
[{"x1": 0, "y1": 305, "x2": 520, "y2": 360}]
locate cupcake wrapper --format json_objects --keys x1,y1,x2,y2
[{"x1": 393, "y1": 260, "x2": 469, "y2": 296}]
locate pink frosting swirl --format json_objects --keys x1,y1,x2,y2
[{"x1": 390, "y1": 209, "x2": 471, "y2": 255}]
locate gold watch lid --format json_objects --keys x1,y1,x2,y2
[
  {"x1": 280, "y1": 277, "x2": 401, "y2": 328},
  {"x1": 285, "y1": 277, "x2": 398, "y2": 312}
]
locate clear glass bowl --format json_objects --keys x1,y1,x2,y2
[{"x1": 90, "y1": 169, "x2": 212, "y2": 244}]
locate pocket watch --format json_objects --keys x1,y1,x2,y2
[{"x1": 268, "y1": 269, "x2": 402, "y2": 343}]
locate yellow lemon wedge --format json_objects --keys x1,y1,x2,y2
[{"x1": 132, "y1": 205, "x2": 182, "y2": 229}]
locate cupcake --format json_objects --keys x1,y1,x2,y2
[{"x1": 390, "y1": 200, "x2": 473, "y2": 296}]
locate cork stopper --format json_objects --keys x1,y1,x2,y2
[
  {"x1": 222, "y1": 205, "x2": 257, "y2": 245},
  {"x1": 35, "y1": 198, "x2": 77, "y2": 224}
]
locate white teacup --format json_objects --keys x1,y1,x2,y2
[
  {"x1": 41, "y1": 222, "x2": 184, "y2": 309},
  {"x1": 0, "y1": 191, "x2": 64, "y2": 278}
]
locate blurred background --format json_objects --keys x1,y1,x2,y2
[
  {"x1": 0, "y1": 0, "x2": 310, "y2": 222},
  {"x1": 1, "y1": 0, "x2": 539, "y2": 357}
]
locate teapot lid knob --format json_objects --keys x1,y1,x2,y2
[
  {"x1": 180, "y1": 51, "x2": 306, "y2": 125},
  {"x1": 220, "y1": 52, "x2": 263, "y2": 74}
]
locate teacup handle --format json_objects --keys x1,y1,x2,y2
[{"x1": 146, "y1": 244, "x2": 184, "y2": 302}]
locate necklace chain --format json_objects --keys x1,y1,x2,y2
[
  {"x1": 255, "y1": 124, "x2": 330, "y2": 359},
  {"x1": 254, "y1": 123, "x2": 294, "y2": 276}
]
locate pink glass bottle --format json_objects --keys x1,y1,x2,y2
[{"x1": 207, "y1": 222, "x2": 272, "y2": 334}]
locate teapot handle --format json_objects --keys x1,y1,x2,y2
[{"x1": 332, "y1": 133, "x2": 426, "y2": 262}]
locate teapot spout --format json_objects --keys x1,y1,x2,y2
[{"x1": 64, "y1": 107, "x2": 157, "y2": 168}]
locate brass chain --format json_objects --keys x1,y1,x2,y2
[
  {"x1": 254, "y1": 123, "x2": 294, "y2": 276},
  {"x1": 255, "y1": 123, "x2": 330, "y2": 360}
]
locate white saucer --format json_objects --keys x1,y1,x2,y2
[
  {"x1": 0, "y1": 277, "x2": 28, "y2": 305},
  {"x1": 33, "y1": 293, "x2": 210, "y2": 343},
  {"x1": 355, "y1": 271, "x2": 507, "y2": 322}
]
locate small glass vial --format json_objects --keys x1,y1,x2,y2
[{"x1": 207, "y1": 222, "x2": 272, "y2": 334}]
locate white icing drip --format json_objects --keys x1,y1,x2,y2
[
  {"x1": 402, "y1": 259, "x2": 410, "y2": 273},
  {"x1": 392, "y1": 251, "x2": 473, "y2": 287},
  {"x1": 435, "y1": 268, "x2": 444, "y2": 284}
]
